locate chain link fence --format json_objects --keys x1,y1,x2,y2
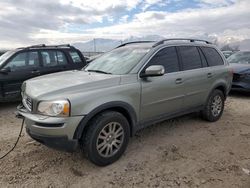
[{"x1": 81, "y1": 51, "x2": 104, "y2": 57}]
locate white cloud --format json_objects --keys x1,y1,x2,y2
[
  {"x1": 59, "y1": 0, "x2": 142, "y2": 12},
  {"x1": 0, "y1": 0, "x2": 249, "y2": 49},
  {"x1": 119, "y1": 15, "x2": 129, "y2": 23},
  {"x1": 197, "y1": 0, "x2": 235, "y2": 6},
  {"x1": 84, "y1": 0, "x2": 250, "y2": 43},
  {"x1": 141, "y1": 0, "x2": 169, "y2": 11}
]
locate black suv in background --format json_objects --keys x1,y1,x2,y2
[{"x1": 0, "y1": 44, "x2": 86, "y2": 102}]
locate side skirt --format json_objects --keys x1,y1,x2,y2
[{"x1": 133, "y1": 105, "x2": 204, "y2": 134}]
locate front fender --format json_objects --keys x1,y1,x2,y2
[{"x1": 73, "y1": 101, "x2": 138, "y2": 139}]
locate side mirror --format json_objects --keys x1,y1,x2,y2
[
  {"x1": 0, "y1": 67, "x2": 11, "y2": 74},
  {"x1": 140, "y1": 65, "x2": 165, "y2": 78}
]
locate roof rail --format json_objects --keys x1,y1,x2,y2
[
  {"x1": 25, "y1": 44, "x2": 46, "y2": 48},
  {"x1": 116, "y1": 41, "x2": 155, "y2": 48},
  {"x1": 45, "y1": 44, "x2": 72, "y2": 48},
  {"x1": 153, "y1": 38, "x2": 213, "y2": 47},
  {"x1": 20, "y1": 44, "x2": 74, "y2": 49}
]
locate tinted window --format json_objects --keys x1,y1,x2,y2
[
  {"x1": 41, "y1": 50, "x2": 68, "y2": 67},
  {"x1": 0, "y1": 50, "x2": 16, "y2": 67},
  {"x1": 57, "y1": 51, "x2": 68, "y2": 65},
  {"x1": 201, "y1": 47, "x2": 224, "y2": 66},
  {"x1": 179, "y1": 46, "x2": 202, "y2": 70},
  {"x1": 198, "y1": 48, "x2": 208, "y2": 67},
  {"x1": 28, "y1": 51, "x2": 39, "y2": 66},
  {"x1": 69, "y1": 51, "x2": 81, "y2": 63},
  {"x1": 146, "y1": 47, "x2": 179, "y2": 73},
  {"x1": 5, "y1": 52, "x2": 39, "y2": 71}
]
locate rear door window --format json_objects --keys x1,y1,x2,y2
[
  {"x1": 201, "y1": 47, "x2": 224, "y2": 66},
  {"x1": 178, "y1": 46, "x2": 202, "y2": 71},
  {"x1": 145, "y1": 47, "x2": 180, "y2": 73},
  {"x1": 41, "y1": 50, "x2": 68, "y2": 67},
  {"x1": 27, "y1": 51, "x2": 39, "y2": 67}
]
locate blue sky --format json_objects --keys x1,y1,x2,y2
[
  {"x1": 66, "y1": 0, "x2": 235, "y2": 31},
  {"x1": 0, "y1": 0, "x2": 249, "y2": 48}
]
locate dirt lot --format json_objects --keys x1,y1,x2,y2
[{"x1": 0, "y1": 92, "x2": 250, "y2": 188}]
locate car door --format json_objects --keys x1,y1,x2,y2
[
  {"x1": 1, "y1": 51, "x2": 41, "y2": 99},
  {"x1": 201, "y1": 46, "x2": 227, "y2": 88},
  {"x1": 39, "y1": 50, "x2": 71, "y2": 75},
  {"x1": 140, "y1": 46, "x2": 185, "y2": 122},
  {"x1": 177, "y1": 46, "x2": 211, "y2": 109}
]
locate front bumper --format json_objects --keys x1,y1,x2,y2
[
  {"x1": 26, "y1": 128, "x2": 78, "y2": 152},
  {"x1": 232, "y1": 73, "x2": 250, "y2": 92},
  {"x1": 17, "y1": 104, "x2": 84, "y2": 152},
  {"x1": 232, "y1": 82, "x2": 250, "y2": 92}
]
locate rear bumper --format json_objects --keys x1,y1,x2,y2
[{"x1": 17, "y1": 104, "x2": 84, "y2": 152}]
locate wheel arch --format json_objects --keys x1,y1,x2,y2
[
  {"x1": 213, "y1": 84, "x2": 227, "y2": 97},
  {"x1": 73, "y1": 101, "x2": 137, "y2": 139},
  {"x1": 206, "y1": 83, "x2": 228, "y2": 104}
]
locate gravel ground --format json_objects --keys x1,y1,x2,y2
[{"x1": 0, "y1": 92, "x2": 250, "y2": 188}]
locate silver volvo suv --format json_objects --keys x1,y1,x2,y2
[{"x1": 17, "y1": 39, "x2": 232, "y2": 166}]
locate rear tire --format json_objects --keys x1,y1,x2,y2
[
  {"x1": 201, "y1": 89, "x2": 225, "y2": 122},
  {"x1": 81, "y1": 111, "x2": 130, "y2": 166}
]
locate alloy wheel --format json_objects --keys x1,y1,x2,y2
[
  {"x1": 96, "y1": 122, "x2": 124, "y2": 158},
  {"x1": 211, "y1": 95, "x2": 222, "y2": 117}
]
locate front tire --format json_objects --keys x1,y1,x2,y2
[
  {"x1": 81, "y1": 111, "x2": 130, "y2": 166},
  {"x1": 201, "y1": 89, "x2": 225, "y2": 122}
]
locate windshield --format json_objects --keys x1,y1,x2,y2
[
  {"x1": 85, "y1": 46, "x2": 150, "y2": 74},
  {"x1": 227, "y1": 51, "x2": 250, "y2": 64},
  {"x1": 0, "y1": 50, "x2": 16, "y2": 67}
]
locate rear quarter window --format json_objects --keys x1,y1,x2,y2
[
  {"x1": 201, "y1": 47, "x2": 224, "y2": 66},
  {"x1": 69, "y1": 51, "x2": 82, "y2": 63}
]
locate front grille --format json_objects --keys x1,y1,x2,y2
[{"x1": 23, "y1": 95, "x2": 33, "y2": 112}]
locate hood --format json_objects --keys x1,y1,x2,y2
[
  {"x1": 24, "y1": 70, "x2": 121, "y2": 98},
  {"x1": 229, "y1": 63, "x2": 250, "y2": 74}
]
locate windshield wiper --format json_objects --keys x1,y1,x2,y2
[{"x1": 87, "y1": 70, "x2": 112, "y2": 74}]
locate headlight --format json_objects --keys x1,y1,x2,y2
[{"x1": 37, "y1": 100, "x2": 70, "y2": 117}]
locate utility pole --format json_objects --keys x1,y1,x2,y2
[{"x1": 93, "y1": 38, "x2": 96, "y2": 52}]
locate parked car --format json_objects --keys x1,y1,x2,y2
[
  {"x1": 0, "y1": 44, "x2": 86, "y2": 102},
  {"x1": 222, "y1": 50, "x2": 236, "y2": 58},
  {"x1": 228, "y1": 51, "x2": 250, "y2": 92},
  {"x1": 17, "y1": 39, "x2": 232, "y2": 166}
]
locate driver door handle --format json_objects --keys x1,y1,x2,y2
[
  {"x1": 175, "y1": 78, "x2": 183, "y2": 84},
  {"x1": 207, "y1": 73, "x2": 213, "y2": 78}
]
